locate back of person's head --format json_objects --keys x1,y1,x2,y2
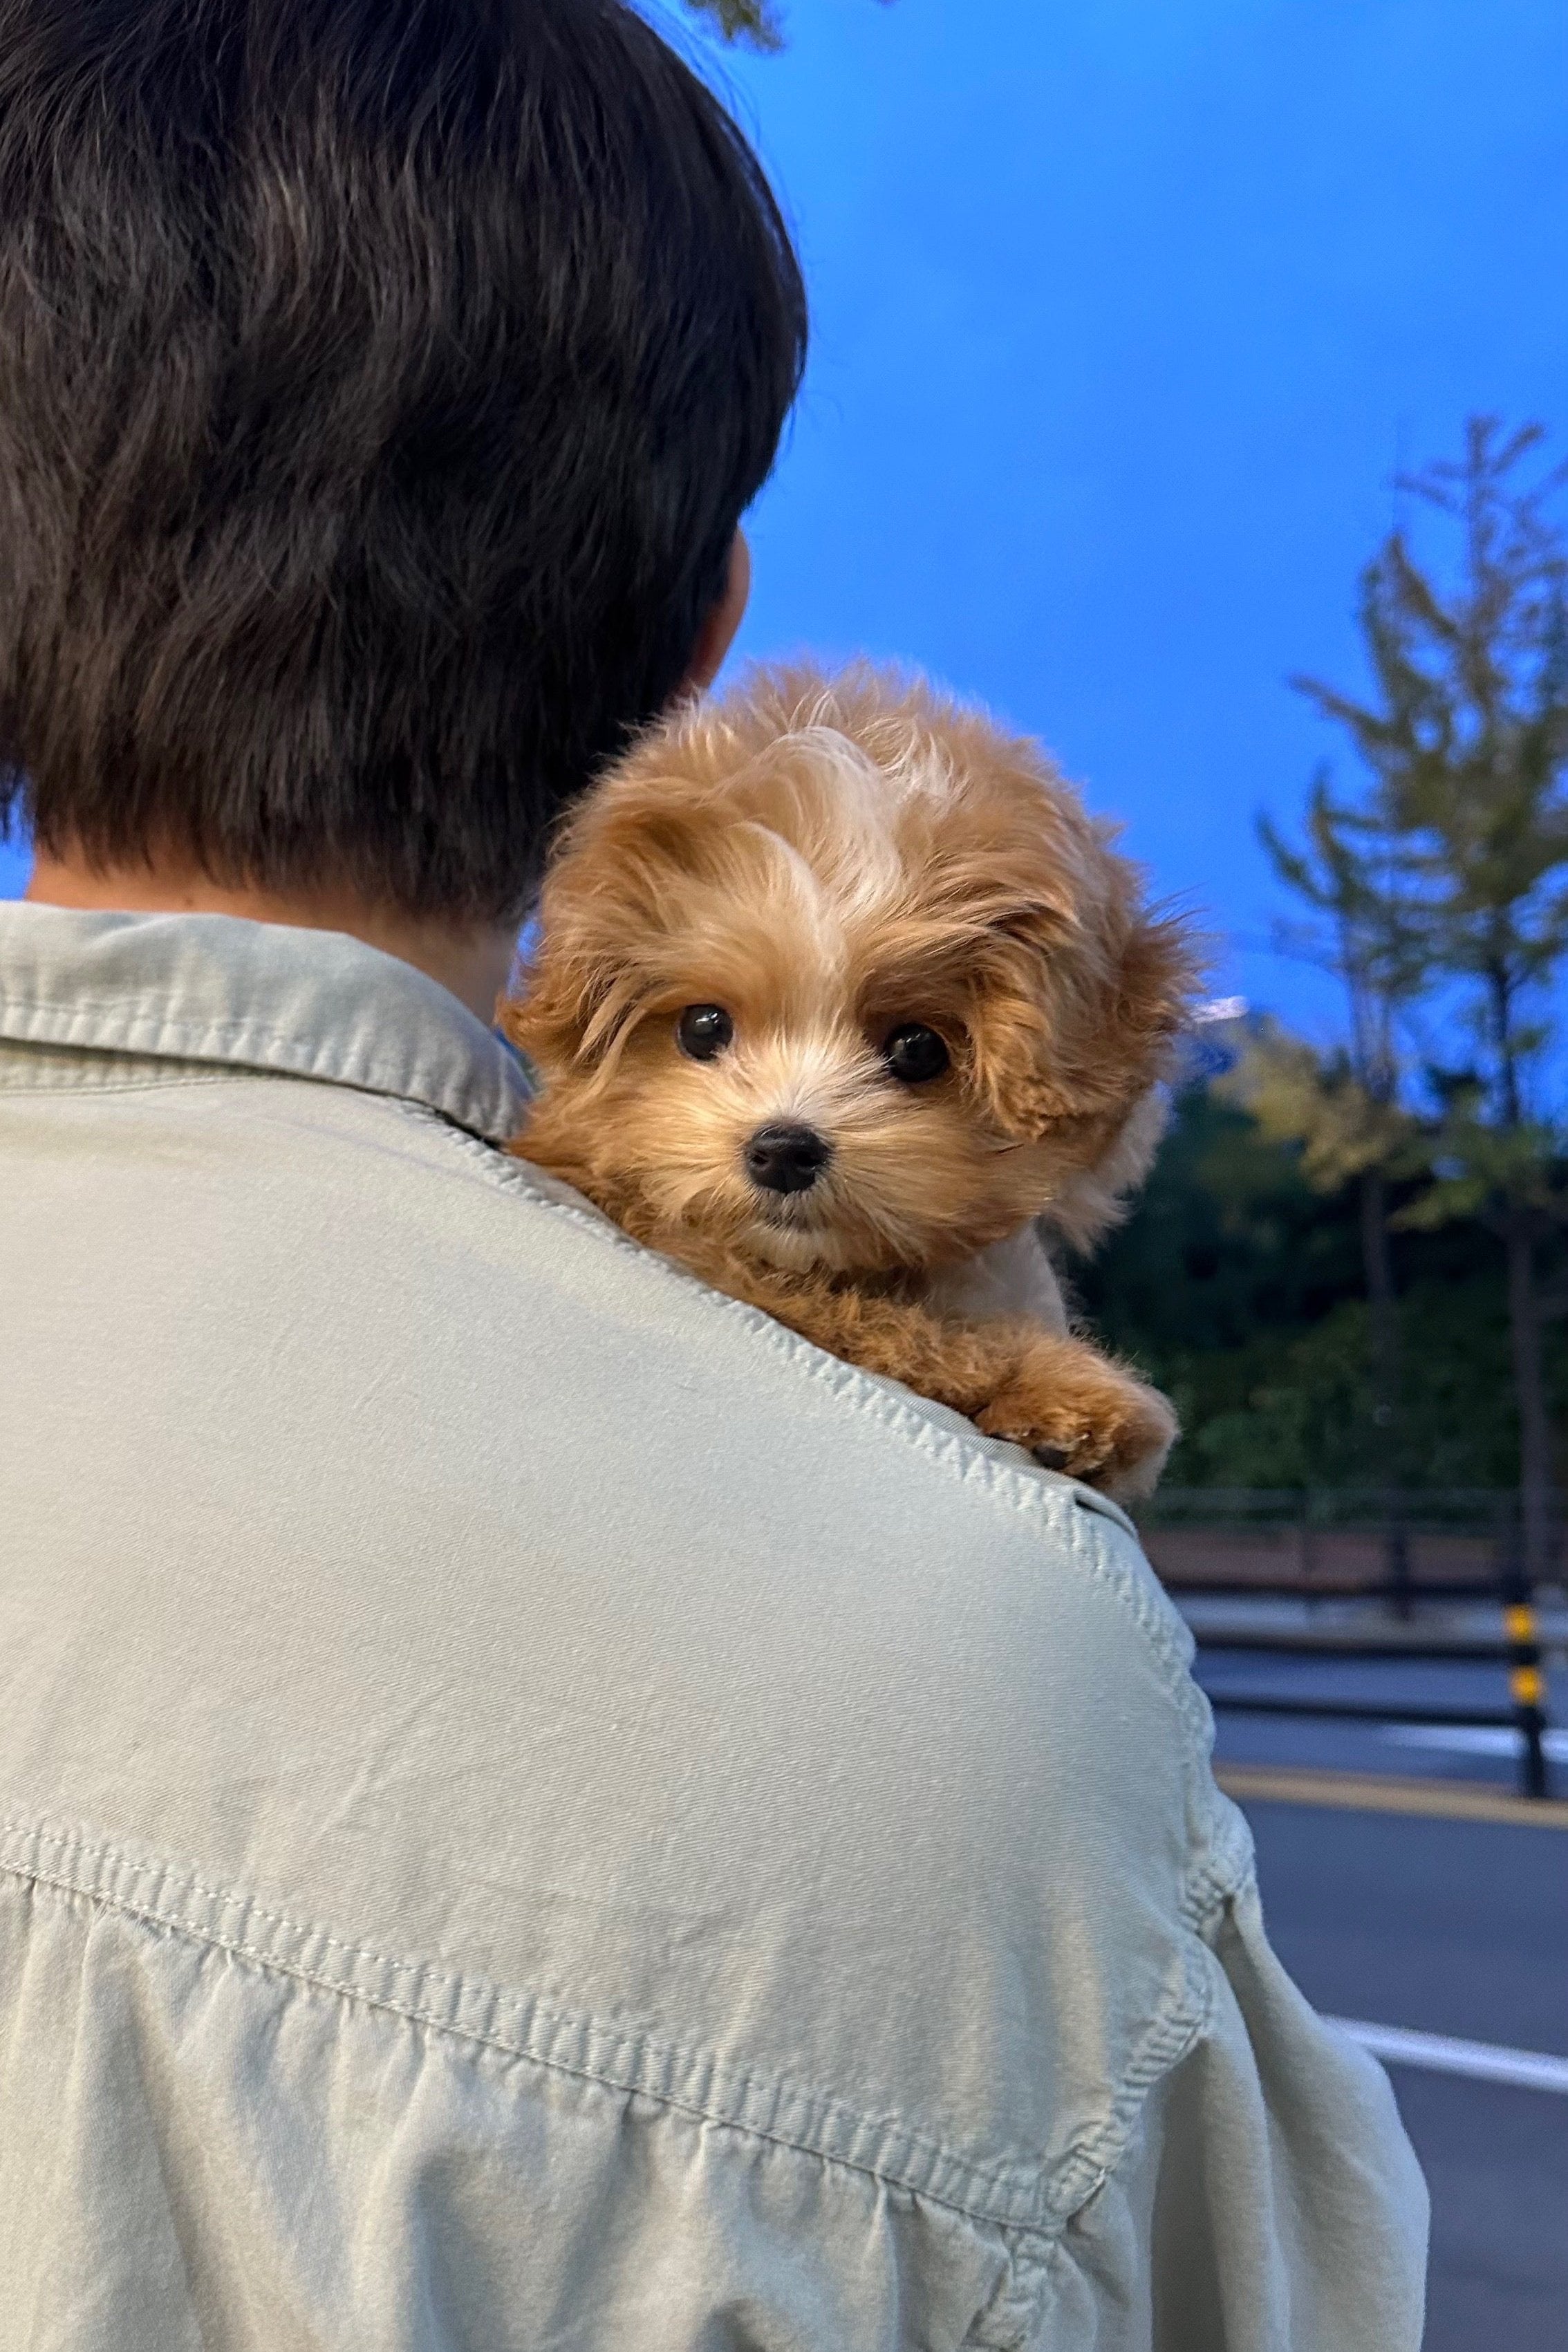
[{"x1": 0, "y1": 0, "x2": 805, "y2": 920}]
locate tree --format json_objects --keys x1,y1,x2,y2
[
  {"x1": 1254, "y1": 781, "x2": 1425, "y2": 1411},
  {"x1": 1227, "y1": 778, "x2": 1428, "y2": 1592},
  {"x1": 682, "y1": 0, "x2": 893, "y2": 47},
  {"x1": 1079, "y1": 1076, "x2": 1568, "y2": 1496},
  {"x1": 683, "y1": 0, "x2": 783, "y2": 48},
  {"x1": 1291, "y1": 418, "x2": 1568, "y2": 1587}
]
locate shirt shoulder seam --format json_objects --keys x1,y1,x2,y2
[
  {"x1": 418, "y1": 1110, "x2": 1207, "y2": 1724},
  {"x1": 420, "y1": 1117, "x2": 1256, "y2": 2075}
]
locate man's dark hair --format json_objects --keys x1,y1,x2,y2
[{"x1": 0, "y1": 0, "x2": 805, "y2": 920}]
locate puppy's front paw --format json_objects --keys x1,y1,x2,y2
[{"x1": 973, "y1": 1345, "x2": 1177, "y2": 1500}]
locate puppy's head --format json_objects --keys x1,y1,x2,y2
[{"x1": 507, "y1": 664, "x2": 1198, "y2": 1276}]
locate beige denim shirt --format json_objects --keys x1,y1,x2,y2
[{"x1": 0, "y1": 903, "x2": 1427, "y2": 2351}]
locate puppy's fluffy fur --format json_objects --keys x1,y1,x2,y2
[{"x1": 505, "y1": 664, "x2": 1197, "y2": 1497}]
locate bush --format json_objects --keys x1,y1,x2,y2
[{"x1": 1071, "y1": 1086, "x2": 1568, "y2": 1490}]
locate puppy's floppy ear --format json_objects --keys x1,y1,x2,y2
[
  {"x1": 965, "y1": 867, "x2": 1198, "y2": 1141},
  {"x1": 960, "y1": 911, "x2": 1079, "y2": 1140},
  {"x1": 501, "y1": 876, "x2": 627, "y2": 1085},
  {"x1": 1101, "y1": 898, "x2": 1202, "y2": 1094},
  {"x1": 1045, "y1": 1083, "x2": 1171, "y2": 1251},
  {"x1": 501, "y1": 792, "x2": 693, "y2": 1086}
]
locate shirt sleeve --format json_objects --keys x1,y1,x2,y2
[{"x1": 1032, "y1": 1865, "x2": 1430, "y2": 2351}]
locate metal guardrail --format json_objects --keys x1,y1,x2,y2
[{"x1": 1141, "y1": 1491, "x2": 1558, "y2": 1800}]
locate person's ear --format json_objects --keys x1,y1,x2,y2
[{"x1": 680, "y1": 530, "x2": 751, "y2": 696}]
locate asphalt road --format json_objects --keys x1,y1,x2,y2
[{"x1": 1220, "y1": 1754, "x2": 1568, "y2": 2347}]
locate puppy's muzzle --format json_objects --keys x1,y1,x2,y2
[{"x1": 744, "y1": 1123, "x2": 832, "y2": 1195}]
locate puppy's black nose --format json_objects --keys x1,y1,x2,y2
[{"x1": 745, "y1": 1123, "x2": 832, "y2": 1194}]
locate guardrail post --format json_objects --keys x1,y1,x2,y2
[{"x1": 1383, "y1": 1487, "x2": 1412, "y2": 1621}]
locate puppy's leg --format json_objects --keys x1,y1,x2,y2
[
  {"x1": 505, "y1": 1137, "x2": 1174, "y2": 1500},
  {"x1": 708, "y1": 1262, "x2": 1175, "y2": 1501},
  {"x1": 969, "y1": 1330, "x2": 1177, "y2": 1502}
]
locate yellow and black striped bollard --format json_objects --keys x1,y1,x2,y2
[{"x1": 1504, "y1": 1600, "x2": 1550, "y2": 1800}]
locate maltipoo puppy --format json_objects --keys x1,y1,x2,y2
[{"x1": 504, "y1": 665, "x2": 1196, "y2": 1499}]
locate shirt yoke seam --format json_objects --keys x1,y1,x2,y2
[
  {"x1": 0, "y1": 1818, "x2": 1215, "y2": 2241},
  {"x1": 0, "y1": 1833, "x2": 1075, "y2": 2241}
]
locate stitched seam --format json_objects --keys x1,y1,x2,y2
[
  {"x1": 0, "y1": 1826, "x2": 864, "y2": 2109},
  {"x1": 997, "y1": 1934, "x2": 1218, "y2": 2345},
  {"x1": 971, "y1": 1930, "x2": 1217, "y2": 2352},
  {"x1": 418, "y1": 1114, "x2": 1203, "y2": 1710},
  {"x1": 0, "y1": 1068, "x2": 241, "y2": 1100},
  {"x1": 0, "y1": 1822, "x2": 524, "y2": 1988},
  {"x1": 0, "y1": 993, "x2": 480, "y2": 1067},
  {"x1": 0, "y1": 1822, "x2": 1080, "y2": 2219},
  {"x1": 1179, "y1": 1730, "x2": 1259, "y2": 1933},
  {"x1": 0, "y1": 1843, "x2": 1062, "y2": 2242},
  {"x1": 0, "y1": 1000, "x2": 527, "y2": 1140},
  {"x1": 1040, "y1": 1933, "x2": 1213, "y2": 2218},
  {"x1": 1188, "y1": 1854, "x2": 1259, "y2": 1934},
  {"x1": 0, "y1": 996, "x2": 408, "y2": 1063}
]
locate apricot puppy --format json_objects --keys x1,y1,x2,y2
[{"x1": 505, "y1": 664, "x2": 1196, "y2": 1500}]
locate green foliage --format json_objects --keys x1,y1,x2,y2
[
  {"x1": 1222, "y1": 1019, "x2": 1418, "y2": 1193},
  {"x1": 1258, "y1": 768, "x2": 1425, "y2": 1102},
  {"x1": 682, "y1": 0, "x2": 784, "y2": 50},
  {"x1": 682, "y1": 0, "x2": 894, "y2": 48},
  {"x1": 1072, "y1": 1087, "x2": 1361, "y2": 1364},
  {"x1": 1172, "y1": 1287, "x2": 1553, "y2": 1491},
  {"x1": 1075, "y1": 1082, "x2": 1568, "y2": 1490},
  {"x1": 1173, "y1": 1302, "x2": 1386, "y2": 1491},
  {"x1": 1241, "y1": 420, "x2": 1568, "y2": 1549}
]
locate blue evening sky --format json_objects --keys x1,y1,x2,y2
[
  {"x1": 713, "y1": 0, "x2": 1568, "y2": 1031},
  {"x1": 6, "y1": 0, "x2": 1565, "y2": 1042}
]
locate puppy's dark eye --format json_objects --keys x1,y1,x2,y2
[
  {"x1": 676, "y1": 1004, "x2": 734, "y2": 1061},
  {"x1": 882, "y1": 1023, "x2": 950, "y2": 1084}
]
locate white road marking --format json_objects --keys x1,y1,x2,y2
[
  {"x1": 1382, "y1": 1724, "x2": 1568, "y2": 1764},
  {"x1": 1328, "y1": 2017, "x2": 1568, "y2": 2095}
]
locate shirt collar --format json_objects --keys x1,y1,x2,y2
[{"x1": 0, "y1": 903, "x2": 533, "y2": 1144}]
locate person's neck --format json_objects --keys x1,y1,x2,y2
[{"x1": 24, "y1": 852, "x2": 520, "y2": 1025}]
